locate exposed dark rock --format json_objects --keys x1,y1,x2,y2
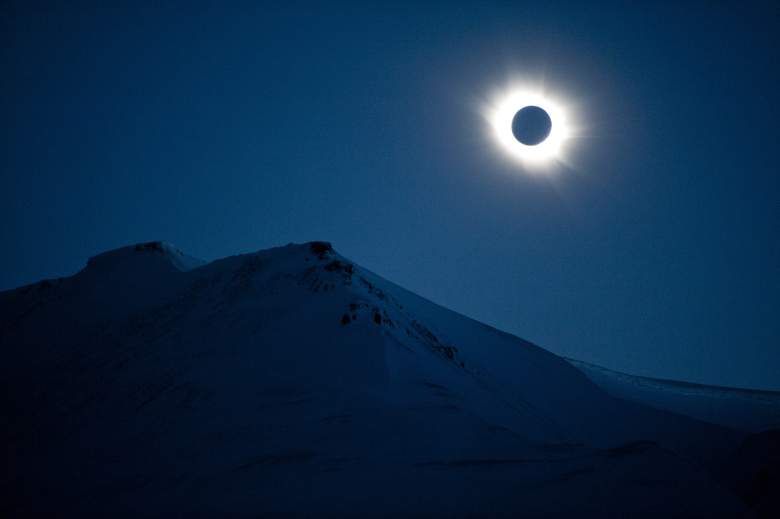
[
  {"x1": 309, "y1": 241, "x2": 333, "y2": 259},
  {"x1": 135, "y1": 241, "x2": 164, "y2": 253}
]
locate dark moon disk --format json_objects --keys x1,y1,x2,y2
[{"x1": 511, "y1": 106, "x2": 552, "y2": 145}]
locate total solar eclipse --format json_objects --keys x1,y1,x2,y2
[
  {"x1": 483, "y1": 85, "x2": 574, "y2": 169},
  {"x1": 511, "y1": 106, "x2": 552, "y2": 145}
]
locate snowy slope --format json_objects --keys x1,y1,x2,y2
[
  {"x1": 567, "y1": 358, "x2": 780, "y2": 433},
  {"x1": 0, "y1": 241, "x2": 760, "y2": 516}
]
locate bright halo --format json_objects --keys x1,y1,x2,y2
[{"x1": 484, "y1": 86, "x2": 573, "y2": 170}]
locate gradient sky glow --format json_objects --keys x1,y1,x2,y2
[{"x1": 2, "y1": 1, "x2": 779, "y2": 389}]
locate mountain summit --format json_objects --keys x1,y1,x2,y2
[{"x1": 2, "y1": 241, "x2": 776, "y2": 516}]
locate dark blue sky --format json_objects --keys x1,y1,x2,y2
[{"x1": 3, "y1": 2, "x2": 779, "y2": 389}]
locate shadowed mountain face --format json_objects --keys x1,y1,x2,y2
[{"x1": 1, "y1": 241, "x2": 775, "y2": 517}]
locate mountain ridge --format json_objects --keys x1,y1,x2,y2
[{"x1": 567, "y1": 357, "x2": 780, "y2": 433}]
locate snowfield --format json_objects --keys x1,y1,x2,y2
[
  {"x1": 567, "y1": 358, "x2": 780, "y2": 433},
  {"x1": 2, "y1": 241, "x2": 777, "y2": 517}
]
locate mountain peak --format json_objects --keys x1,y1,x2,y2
[
  {"x1": 307, "y1": 240, "x2": 334, "y2": 256},
  {"x1": 85, "y1": 241, "x2": 204, "y2": 273}
]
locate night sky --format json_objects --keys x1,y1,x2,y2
[{"x1": 3, "y1": 2, "x2": 779, "y2": 389}]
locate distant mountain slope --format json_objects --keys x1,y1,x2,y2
[
  {"x1": 0, "y1": 241, "x2": 759, "y2": 517},
  {"x1": 566, "y1": 358, "x2": 780, "y2": 432}
]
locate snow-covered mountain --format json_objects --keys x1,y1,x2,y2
[
  {"x1": 2, "y1": 241, "x2": 776, "y2": 517},
  {"x1": 566, "y1": 358, "x2": 780, "y2": 433}
]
